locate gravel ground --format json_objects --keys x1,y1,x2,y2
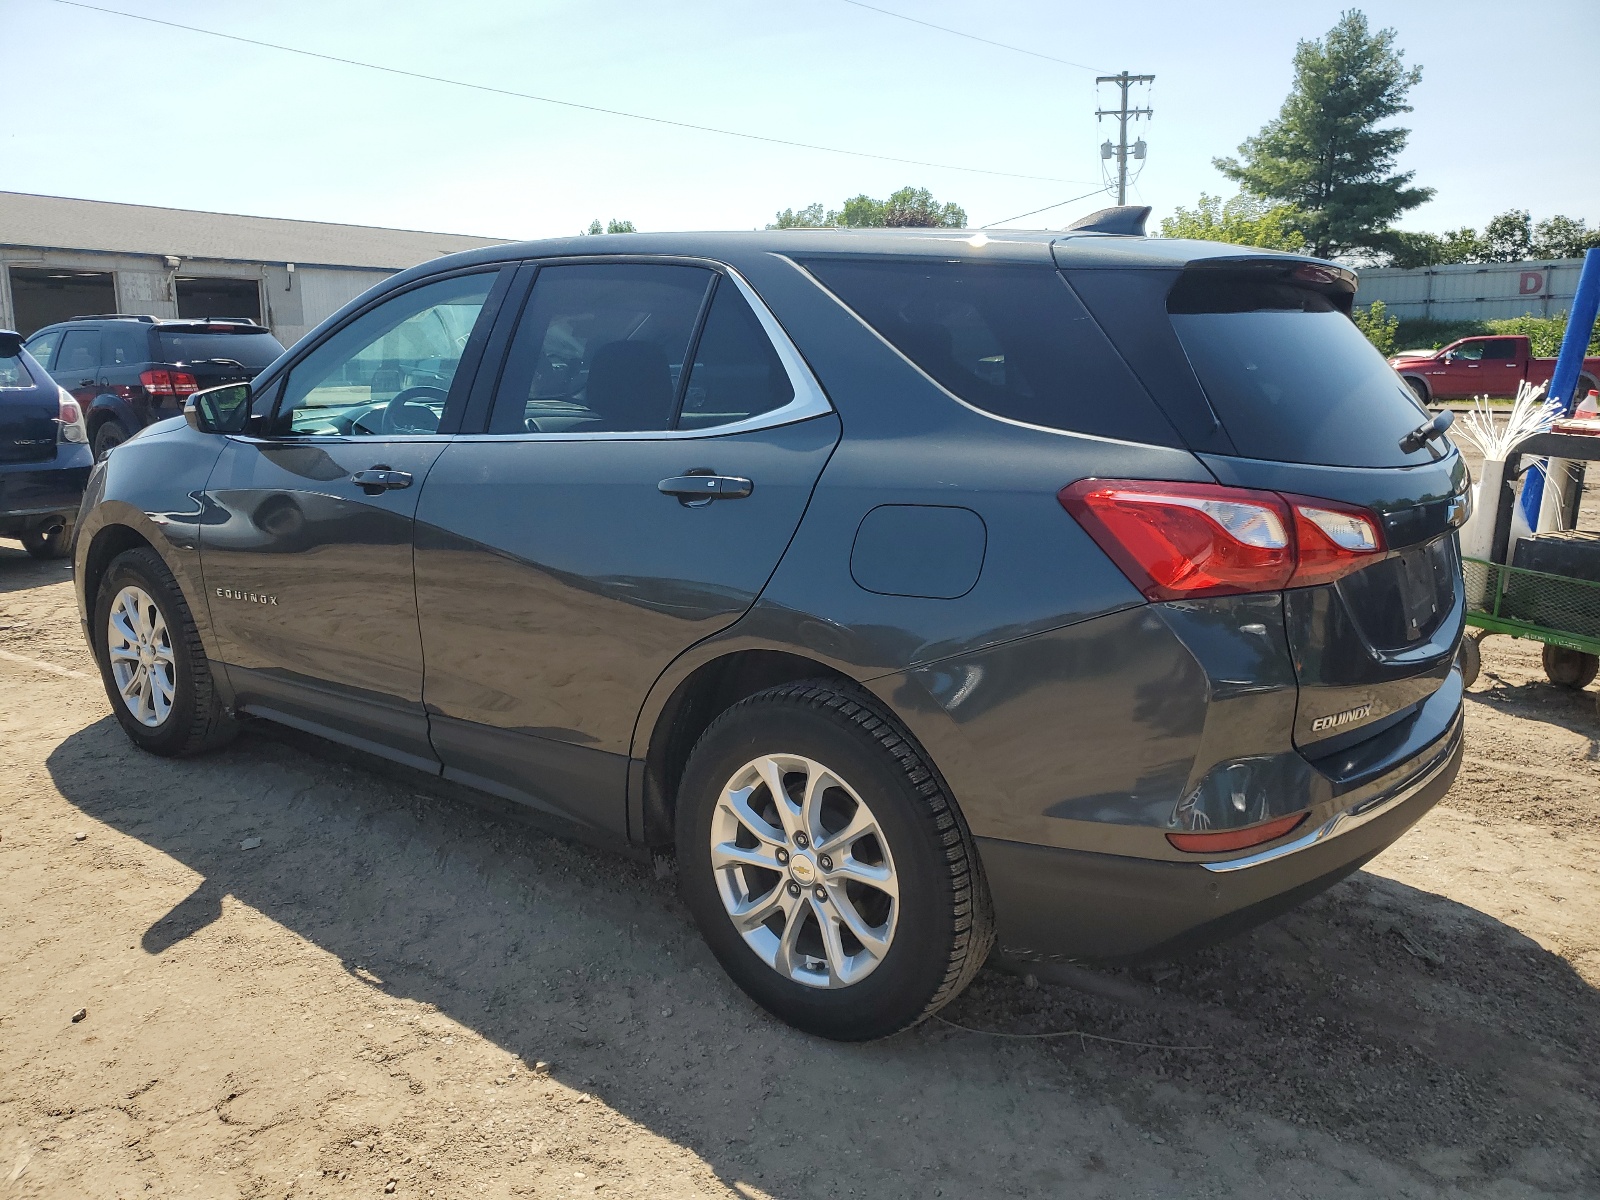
[{"x1": 1, "y1": 511, "x2": 1597, "y2": 1198}]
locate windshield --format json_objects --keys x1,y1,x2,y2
[
  {"x1": 156, "y1": 329, "x2": 284, "y2": 368},
  {"x1": 1169, "y1": 274, "x2": 1431, "y2": 468}
]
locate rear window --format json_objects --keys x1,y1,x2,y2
[
  {"x1": 0, "y1": 354, "x2": 33, "y2": 387},
  {"x1": 1168, "y1": 271, "x2": 1431, "y2": 468},
  {"x1": 156, "y1": 328, "x2": 283, "y2": 368},
  {"x1": 801, "y1": 258, "x2": 1180, "y2": 445}
]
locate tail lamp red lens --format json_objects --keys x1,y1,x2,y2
[
  {"x1": 1166, "y1": 811, "x2": 1307, "y2": 853},
  {"x1": 1059, "y1": 479, "x2": 1384, "y2": 601},
  {"x1": 139, "y1": 369, "x2": 199, "y2": 397}
]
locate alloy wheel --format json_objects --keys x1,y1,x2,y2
[
  {"x1": 709, "y1": 754, "x2": 899, "y2": 989},
  {"x1": 107, "y1": 586, "x2": 176, "y2": 727}
]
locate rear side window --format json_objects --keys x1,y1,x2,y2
[
  {"x1": 801, "y1": 258, "x2": 1180, "y2": 445},
  {"x1": 156, "y1": 328, "x2": 283, "y2": 368},
  {"x1": 102, "y1": 323, "x2": 151, "y2": 366},
  {"x1": 1168, "y1": 271, "x2": 1430, "y2": 468}
]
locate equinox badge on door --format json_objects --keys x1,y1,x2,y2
[{"x1": 216, "y1": 587, "x2": 277, "y2": 606}]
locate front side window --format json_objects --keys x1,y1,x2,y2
[
  {"x1": 55, "y1": 329, "x2": 102, "y2": 376},
  {"x1": 1452, "y1": 341, "x2": 1485, "y2": 361},
  {"x1": 488, "y1": 264, "x2": 712, "y2": 434},
  {"x1": 276, "y1": 273, "x2": 494, "y2": 436}
]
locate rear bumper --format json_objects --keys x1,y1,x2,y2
[
  {"x1": 979, "y1": 704, "x2": 1463, "y2": 962},
  {"x1": 0, "y1": 449, "x2": 92, "y2": 534}
]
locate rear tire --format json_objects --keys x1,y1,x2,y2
[
  {"x1": 91, "y1": 547, "x2": 237, "y2": 756},
  {"x1": 1542, "y1": 645, "x2": 1599, "y2": 690},
  {"x1": 1405, "y1": 377, "x2": 1429, "y2": 405},
  {"x1": 675, "y1": 680, "x2": 993, "y2": 1041},
  {"x1": 1457, "y1": 631, "x2": 1482, "y2": 688},
  {"x1": 21, "y1": 523, "x2": 72, "y2": 559},
  {"x1": 92, "y1": 419, "x2": 130, "y2": 461}
]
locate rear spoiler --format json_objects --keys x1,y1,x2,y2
[{"x1": 0, "y1": 331, "x2": 22, "y2": 357}]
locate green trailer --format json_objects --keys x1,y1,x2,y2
[{"x1": 1459, "y1": 430, "x2": 1600, "y2": 711}]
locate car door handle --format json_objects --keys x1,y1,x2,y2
[
  {"x1": 658, "y1": 474, "x2": 753, "y2": 501},
  {"x1": 352, "y1": 467, "x2": 413, "y2": 494}
]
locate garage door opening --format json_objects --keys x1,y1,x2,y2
[
  {"x1": 8, "y1": 267, "x2": 117, "y2": 335},
  {"x1": 176, "y1": 276, "x2": 262, "y2": 323}
]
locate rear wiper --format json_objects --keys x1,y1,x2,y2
[{"x1": 1399, "y1": 410, "x2": 1453, "y2": 454}]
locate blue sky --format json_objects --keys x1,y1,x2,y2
[{"x1": 6, "y1": 0, "x2": 1597, "y2": 241}]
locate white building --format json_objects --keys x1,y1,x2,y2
[
  {"x1": 1355, "y1": 258, "x2": 1588, "y2": 323},
  {"x1": 0, "y1": 191, "x2": 504, "y2": 347}
]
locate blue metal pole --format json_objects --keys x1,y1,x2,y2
[{"x1": 1518, "y1": 246, "x2": 1600, "y2": 527}]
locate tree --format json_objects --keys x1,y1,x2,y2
[
  {"x1": 1383, "y1": 211, "x2": 1599, "y2": 266},
  {"x1": 581, "y1": 218, "x2": 636, "y2": 234},
  {"x1": 767, "y1": 187, "x2": 966, "y2": 230},
  {"x1": 1158, "y1": 193, "x2": 1306, "y2": 250},
  {"x1": 1215, "y1": 10, "x2": 1431, "y2": 259}
]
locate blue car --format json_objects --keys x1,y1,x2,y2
[
  {"x1": 70, "y1": 212, "x2": 1468, "y2": 1039},
  {"x1": 0, "y1": 330, "x2": 92, "y2": 557}
]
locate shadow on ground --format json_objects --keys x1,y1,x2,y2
[{"x1": 45, "y1": 712, "x2": 1600, "y2": 1197}]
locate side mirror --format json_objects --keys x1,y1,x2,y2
[{"x1": 185, "y1": 382, "x2": 253, "y2": 435}]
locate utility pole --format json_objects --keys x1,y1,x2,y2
[{"x1": 1096, "y1": 72, "x2": 1154, "y2": 205}]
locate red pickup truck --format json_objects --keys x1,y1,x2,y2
[{"x1": 1389, "y1": 335, "x2": 1600, "y2": 404}]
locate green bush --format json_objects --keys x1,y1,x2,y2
[{"x1": 1351, "y1": 300, "x2": 1399, "y2": 355}]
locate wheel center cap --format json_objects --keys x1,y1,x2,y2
[{"x1": 789, "y1": 854, "x2": 817, "y2": 885}]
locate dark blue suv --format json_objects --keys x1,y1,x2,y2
[
  {"x1": 0, "y1": 330, "x2": 91, "y2": 557},
  {"x1": 71, "y1": 211, "x2": 1468, "y2": 1039}
]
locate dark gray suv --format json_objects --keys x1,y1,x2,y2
[{"x1": 72, "y1": 212, "x2": 1468, "y2": 1040}]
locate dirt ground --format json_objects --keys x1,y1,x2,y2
[{"x1": 3, "y1": 513, "x2": 1599, "y2": 1197}]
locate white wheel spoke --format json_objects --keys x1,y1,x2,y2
[
  {"x1": 711, "y1": 841, "x2": 782, "y2": 874},
  {"x1": 108, "y1": 643, "x2": 140, "y2": 661},
  {"x1": 829, "y1": 888, "x2": 892, "y2": 961},
  {"x1": 832, "y1": 855, "x2": 898, "y2": 900},
  {"x1": 811, "y1": 896, "x2": 851, "y2": 982},
  {"x1": 799, "y1": 766, "x2": 841, "y2": 844},
  {"x1": 815, "y1": 805, "x2": 876, "y2": 858},
  {"x1": 771, "y1": 895, "x2": 809, "y2": 977},
  {"x1": 729, "y1": 884, "x2": 787, "y2": 932},
  {"x1": 755, "y1": 757, "x2": 801, "y2": 839},
  {"x1": 722, "y1": 784, "x2": 785, "y2": 848}
]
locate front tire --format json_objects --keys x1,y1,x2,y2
[
  {"x1": 676, "y1": 680, "x2": 993, "y2": 1040},
  {"x1": 1404, "y1": 377, "x2": 1429, "y2": 405},
  {"x1": 92, "y1": 547, "x2": 237, "y2": 756}
]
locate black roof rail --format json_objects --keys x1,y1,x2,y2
[
  {"x1": 1064, "y1": 205, "x2": 1152, "y2": 236},
  {"x1": 66, "y1": 313, "x2": 159, "y2": 323}
]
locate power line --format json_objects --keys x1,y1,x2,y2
[
  {"x1": 980, "y1": 186, "x2": 1111, "y2": 229},
  {"x1": 839, "y1": 1, "x2": 1103, "y2": 72},
  {"x1": 46, "y1": 0, "x2": 1093, "y2": 185}
]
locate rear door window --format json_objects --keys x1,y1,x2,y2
[
  {"x1": 800, "y1": 258, "x2": 1180, "y2": 445},
  {"x1": 487, "y1": 264, "x2": 713, "y2": 434},
  {"x1": 1167, "y1": 271, "x2": 1431, "y2": 468},
  {"x1": 55, "y1": 329, "x2": 102, "y2": 376}
]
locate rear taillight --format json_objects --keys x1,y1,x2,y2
[
  {"x1": 139, "y1": 369, "x2": 198, "y2": 397},
  {"x1": 1059, "y1": 479, "x2": 1385, "y2": 601},
  {"x1": 56, "y1": 387, "x2": 88, "y2": 444}
]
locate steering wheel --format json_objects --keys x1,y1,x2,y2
[{"x1": 380, "y1": 385, "x2": 448, "y2": 434}]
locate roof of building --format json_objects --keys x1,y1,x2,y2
[{"x1": 0, "y1": 191, "x2": 507, "y2": 270}]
